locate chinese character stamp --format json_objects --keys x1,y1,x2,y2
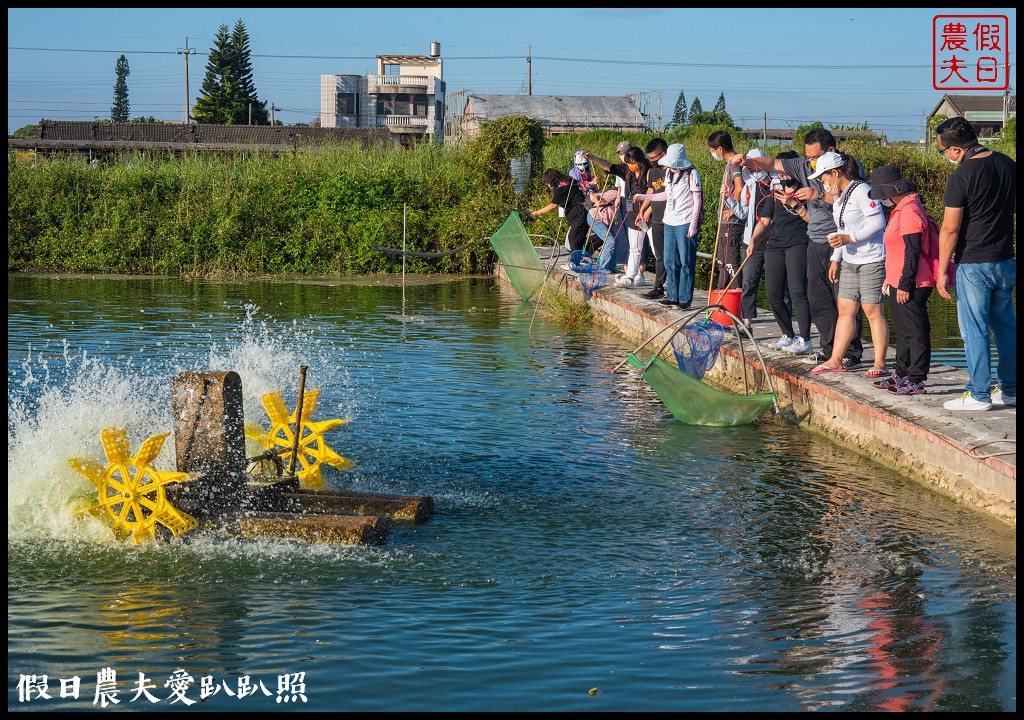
[{"x1": 933, "y1": 15, "x2": 1010, "y2": 90}]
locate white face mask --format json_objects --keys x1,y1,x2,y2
[
  {"x1": 822, "y1": 177, "x2": 839, "y2": 195},
  {"x1": 881, "y1": 198, "x2": 894, "y2": 208},
  {"x1": 752, "y1": 171, "x2": 767, "y2": 181},
  {"x1": 946, "y1": 154, "x2": 959, "y2": 166},
  {"x1": 710, "y1": 149, "x2": 723, "y2": 162}
]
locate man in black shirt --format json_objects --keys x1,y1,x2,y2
[{"x1": 935, "y1": 117, "x2": 1017, "y2": 411}]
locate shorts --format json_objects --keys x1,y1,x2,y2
[{"x1": 838, "y1": 260, "x2": 885, "y2": 303}]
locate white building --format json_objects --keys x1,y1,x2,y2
[{"x1": 320, "y1": 42, "x2": 445, "y2": 147}]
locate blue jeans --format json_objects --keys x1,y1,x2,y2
[
  {"x1": 955, "y1": 259, "x2": 1016, "y2": 401},
  {"x1": 587, "y1": 213, "x2": 620, "y2": 271},
  {"x1": 663, "y1": 223, "x2": 695, "y2": 304}
]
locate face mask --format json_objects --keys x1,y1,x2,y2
[
  {"x1": 753, "y1": 171, "x2": 767, "y2": 181},
  {"x1": 822, "y1": 178, "x2": 838, "y2": 195},
  {"x1": 627, "y1": 163, "x2": 639, "y2": 172},
  {"x1": 710, "y1": 150, "x2": 723, "y2": 162},
  {"x1": 881, "y1": 198, "x2": 894, "y2": 208},
  {"x1": 946, "y1": 154, "x2": 959, "y2": 166}
]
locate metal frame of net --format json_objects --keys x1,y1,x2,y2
[
  {"x1": 489, "y1": 212, "x2": 547, "y2": 301},
  {"x1": 670, "y1": 319, "x2": 725, "y2": 379}
]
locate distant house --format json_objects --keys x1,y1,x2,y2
[
  {"x1": 447, "y1": 94, "x2": 649, "y2": 143},
  {"x1": 928, "y1": 93, "x2": 1016, "y2": 139},
  {"x1": 320, "y1": 42, "x2": 445, "y2": 147}
]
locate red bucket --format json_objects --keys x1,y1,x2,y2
[{"x1": 708, "y1": 288, "x2": 742, "y2": 326}]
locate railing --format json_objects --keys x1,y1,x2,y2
[
  {"x1": 371, "y1": 75, "x2": 430, "y2": 89},
  {"x1": 380, "y1": 115, "x2": 430, "y2": 127}
]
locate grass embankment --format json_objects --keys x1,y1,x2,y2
[{"x1": 8, "y1": 125, "x2": 1005, "y2": 277}]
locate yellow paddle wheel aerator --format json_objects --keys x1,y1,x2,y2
[
  {"x1": 68, "y1": 427, "x2": 198, "y2": 544},
  {"x1": 244, "y1": 389, "x2": 355, "y2": 489}
]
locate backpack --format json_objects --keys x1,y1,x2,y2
[{"x1": 922, "y1": 212, "x2": 955, "y2": 287}]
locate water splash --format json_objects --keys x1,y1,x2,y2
[{"x1": 7, "y1": 304, "x2": 356, "y2": 546}]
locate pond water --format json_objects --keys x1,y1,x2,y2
[{"x1": 7, "y1": 274, "x2": 1016, "y2": 712}]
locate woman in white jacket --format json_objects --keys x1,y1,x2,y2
[
  {"x1": 807, "y1": 151, "x2": 889, "y2": 377},
  {"x1": 633, "y1": 143, "x2": 702, "y2": 308}
]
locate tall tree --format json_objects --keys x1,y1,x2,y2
[
  {"x1": 193, "y1": 20, "x2": 269, "y2": 125},
  {"x1": 229, "y1": 19, "x2": 268, "y2": 125},
  {"x1": 713, "y1": 93, "x2": 727, "y2": 115},
  {"x1": 193, "y1": 24, "x2": 235, "y2": 124},
  {"x1": 689, "y1": 96, "x2": 703, "y2": 119},
  {"x1": 666, "y1": 89, "x2": 688, "y2": 130},
  {"x1": 110, "y1": 54, "x2": 130, "y2": 122}
]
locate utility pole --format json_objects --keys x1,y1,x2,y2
[
  {"x1": 177, "y1": 37, "x2": 197, "y2": 125},
  {"x1": 271, "y1": 103, "x2": 276, "y2": 126},
  {"x1": 526, "y1": 46, "x2": 531, "y2": 96},
  {"x1": 248, "y1": 102, "x2": 253, "y2": 126},
  {"x1": 763, "y1": 112, "x2": 767, "y2": 143}
]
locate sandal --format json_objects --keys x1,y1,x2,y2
[{"x1": 865, "y1": 367, "x2": 889, "y2": 379}]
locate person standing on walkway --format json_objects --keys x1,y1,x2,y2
[
  {"x1": 638, "y1": 138, "x2": 669, "y2": 299},
  {"x1": 586, "y1": 147, "x2": 652, "y2": 287},
  {"x1": 730, "y1": 128, "x2": 863, "y2": 368},
  {"x1": 934, "y1": 117, "x2": 1017, "y2": 411},
  {"x1": 633, "y1": 142, "x2": 703, "y2": 309},
  {"x1": 723, "y1": 148, "x2": 771, "y2": 331},
  {"x1": 707, "y1": 130, "x2": 745, "y2": 290},
  {"x1": 528, "y1": 168, "x2": 589, "y2": 255},
  {"x1": 870, "y1": 165, "x2": 935, "y2": 396},
  {"x1": 806, "y1": 151, "x2": 888, "y2": 377},
  {"x1": 747, "y1": 150, "x2": 812, "y2": 355}
]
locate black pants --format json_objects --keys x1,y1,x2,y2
[
  {"x1": 649, "y1": 222, "x2": 665, "y2": 290},
  {"x1": 806, "y1": 241, "x2": 863, "y2": 361},
  {"x1": 890, "y1": 286, "x2": 933, "y2": 383},
  {"x1": 740, "y1": 242, "x2": 764, "y2": 321},
  {"x1": 764, "y1": 244, "x2": 811, "y2": 339},
  {"x1": 567, "y1": 207, "x2": 591, "y2": 253},
  {"x1": 716, "y1": 222, "x2": 744, "y2": 289}
]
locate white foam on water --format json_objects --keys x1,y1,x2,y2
[{"x1": 8, "y1": 304, "x2": 361, "y2": 555}]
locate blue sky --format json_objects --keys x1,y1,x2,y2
[{"x1": 8, "y1": 8, "x2": 1017, "y2": 141}]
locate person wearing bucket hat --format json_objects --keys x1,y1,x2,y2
[
  {"x1": 633, "y1": 142, "x2": 702, "y2": 308},
  {"x1": 868, "y1": 164, "x2": 934, "y2": 396},
  {"x1": 806, "y1": 151, "x2": 889, "y2": 377},
  {"x1": 729, "y1": 128, "x2": 864, "y2": 369},
  {"x1": 934, "y1": 116, "x2": 1016, "y2": 410}
]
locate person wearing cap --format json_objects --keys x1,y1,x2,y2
[
  {"x1": 934, "y1": 116, "x2": 1016, "y2": 411},
  {"x1": 729, "y1": 128, "x2": 864, "y2": 369},
  {"x1": 633, "y1": 142, "x2": 703, "y2": 308},
  {"x1": 869, "y1": 165, "x2": 935, "y2": 396},
  {"x1": 805, "y1": 151, "x2": 888, "y2": 377},
  {"x1": 569, "y1": 150, "x2": 597, "y2": 192}
]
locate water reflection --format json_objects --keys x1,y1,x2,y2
[{"x1": 7, "y1": 274, "x2": 1016, "y2": 712}]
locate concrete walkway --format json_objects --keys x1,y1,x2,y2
[{"x1": 520, "y1": 258, "x2": 1016, "y2": 526}]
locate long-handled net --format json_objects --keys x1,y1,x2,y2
[
  {"x1": 670, "y1": 319, "x2": 725, "y2": 379},
  {"x1": 489, "y1": 211, "x2": 547, "y2": 301}
]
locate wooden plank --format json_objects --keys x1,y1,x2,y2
[
  {"x1": 270, "y1": 489, "x2": 434, "y2": 523},
  {"x1": 238, "y1": 512, "x2": 388, "y2": 545}
]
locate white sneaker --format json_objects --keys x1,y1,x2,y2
[
  {"x1": 560, "y1": 263, "x2": 574, "y2": 272},
  {"x1": 614, "y1": 274, "x2": 634, "y2": 287},
  {"x1": 785, "y1": 336, "x2": 812, "y2": 355},
  {"x1": 633, "y1": 275, "x2": 648, "y2": 287},
  {"x1": 768, "y1": 334, "x2": 792, "y2": 350},
  {"x1": 943, "y1": 391, "x2": 992, "y2": 411},
  {"x1": 991, "y1": 388, "x2": 1016, "y2": 406}
]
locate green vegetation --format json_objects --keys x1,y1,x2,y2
[{"x1": 7, "y1": 123, "x2": 1010, "y2": 277}]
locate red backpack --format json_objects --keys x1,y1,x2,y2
[{"x1": 922, "y1": 212, "x2": 955, "y2": 287}]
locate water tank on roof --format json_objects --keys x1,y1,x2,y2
[{"x1": 430, "y1": 41, "x2": 441, "y2": 58}]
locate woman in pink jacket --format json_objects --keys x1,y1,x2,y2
[{"x1": 869, "y1": 165, "x2": 935, "y2": 395}]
